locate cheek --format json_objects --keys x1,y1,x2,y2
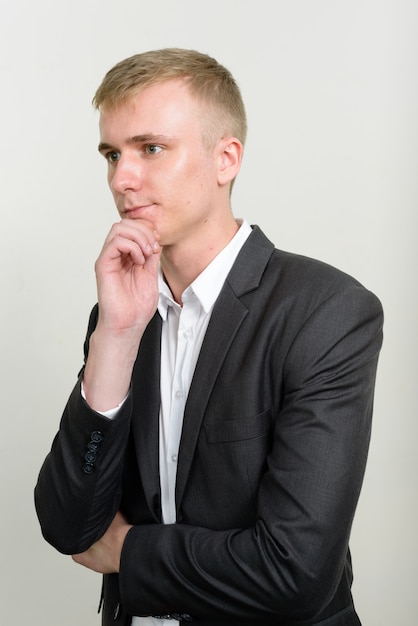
[{"x1": 156, "y1": 166, "x2": 188, "y2": 200}]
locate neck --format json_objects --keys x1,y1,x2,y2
[{"x1": 161, "y1": 214, "x2": 239, "y2": 304}]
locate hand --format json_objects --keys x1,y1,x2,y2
[
  {"x1": 83, "y1": 219, "x2": 161, "y2": 410},
  {"x1": 72, "y1": 511, "x2": 133, "y2": 574},
  {"x1": 95, "y1": 218, "x2": 161, "y2": 333}
]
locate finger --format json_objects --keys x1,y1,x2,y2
[
  {"x1": 143, "y1": 245, "x2": 161, "y2": 275},
  {"x1": 99, "y1": 229, "x2": 160, "y2": 269},
  {"x1": 97, "y1": 237, "x2": 147, "y2": 268},
  {"x1": 115, "y1": 219, "x2": 160, "y2": 252}
]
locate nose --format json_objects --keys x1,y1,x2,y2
[{"x1": 109, "y1": 155, "x2": 142, "y2": 195}]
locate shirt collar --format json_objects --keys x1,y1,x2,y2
[{"x1": 158, "y1": 219, "x2": 252, "y2": 319}]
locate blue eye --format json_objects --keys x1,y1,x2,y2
[{"x1": 145, "y1": 144, "x2": 162, "y2": 155}]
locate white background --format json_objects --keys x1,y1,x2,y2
[{"x1": 0, "y1": 1, "x2": 416, "y2": 624}]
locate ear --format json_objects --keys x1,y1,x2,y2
[{"x1": 217, "y1": 137, "x2": 243, "y2": 187}]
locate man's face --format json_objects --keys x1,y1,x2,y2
[{"x1": 98, "y1": 80, "x2": 223, "y2": 248}]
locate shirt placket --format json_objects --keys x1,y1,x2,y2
[{"x1": 165, "y1": 298, "x2": 196, "y2": 523}]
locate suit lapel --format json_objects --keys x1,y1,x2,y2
[
  {"x1": 175, "y1": 282, "x2": 248, "y2": 512},
  {"x1": 175, "y1": 226, "x2": 275, "y2": 513},
  {"x1": 131, "y1": 313, "x2": 162, "y2": 522}
]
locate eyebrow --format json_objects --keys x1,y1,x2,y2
[{"x1": 98, "y1": 134, "x2": 172, "y2": 153}]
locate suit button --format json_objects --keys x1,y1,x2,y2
[
  {"x1": 85, "y1": 451, "x2": 97, "y2": 463},
  {"x1": 82, "y1": 462, "x2": 95, "y2": 474},
  {"x1": 91, "y1": 431, "x2": 103, "y2": 443}
]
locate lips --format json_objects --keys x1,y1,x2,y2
[{"x1": 123, "y1": 204, "x2": 155, "y2": 219}]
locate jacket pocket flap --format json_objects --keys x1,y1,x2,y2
[{"x1": 204, "y1": 409, "x2": 271, "y2": 443}]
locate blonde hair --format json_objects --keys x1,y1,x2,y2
[{"x1": 93, "y1": 48, "x2": 247, "y2": 148}]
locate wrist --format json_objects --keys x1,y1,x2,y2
[{"x1": 83, "y1": 326, "x2": 142, "y2": 412}]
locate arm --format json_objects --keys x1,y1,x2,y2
[
  {"x1": 34, "y1": 377, "x2": 134, "y2": 553},
  {"x1": 35, "y1": 219, "x2": 160, "y2": 553}
]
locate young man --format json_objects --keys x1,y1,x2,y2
[{"x1": 35, "y1": 49, "x2": 383, "y2": 625}]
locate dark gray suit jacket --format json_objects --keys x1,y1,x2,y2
[{"x1": 35, "y1": 226, "x2": 383, "y2": 625}]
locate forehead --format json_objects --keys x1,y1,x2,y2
[{"x1": 99, "y1": 79, "x2": 205, "y2": 138}]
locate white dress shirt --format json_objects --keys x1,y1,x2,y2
[{"x1": 94, "y1": 219, "x2": 251, "y2": 625}]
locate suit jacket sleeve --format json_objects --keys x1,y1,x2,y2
[{"x1": 34, "y1": 305, "x2": 134, "y2": 554}]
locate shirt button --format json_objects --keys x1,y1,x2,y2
[
  {"x1": 171, "y1": 454, "x2": 178, "y2": 463},
  {"x1": 175, "y1": 390, "x2": 183, "y2": 399}
]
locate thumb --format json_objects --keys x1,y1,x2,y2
[{"x1": 145, "y1": 246, "x2": 161, "y2": 276}]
